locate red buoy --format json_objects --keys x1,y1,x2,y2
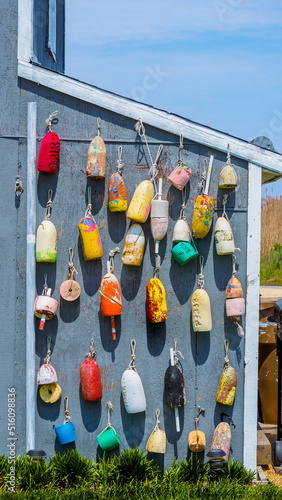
[
  {"x1": 37, "y1": 131, "x2": 60, "y2": 174},
  {"x1": 80, "y1": 340, "x2": 102, "y2": 402}
]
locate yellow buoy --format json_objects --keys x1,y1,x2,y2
[
  {"x1": 127, "y1": 180, "x2": 154, "y2": 223},
  {"x1": 218, "y1": 144, "x2": 237, "y2": 189},
  {"x1": 78, "y1": 187, "x2": 103, "y2": 261},
  {"x1": 146, "y1": 277, "x2": 168, "y2": 323},
  {"x1": 188, "y1": 407, "x2": 205, "y2": 453},
  {"x1": 191, "y1": 257, "x2": 212, "y2": 332},
  {"x1": 146, "y1": 410, "x2": 166, "y2": 454}
]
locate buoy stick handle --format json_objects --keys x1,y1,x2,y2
[
  {"x1": 107, "y1": 261, "x2": 111, "y2": 274},
  {"x1": 39, "y1": 314, "x2": 46, "y2": 331},
  {"x1": 157, "y1": 178, "x2": 162, "y2": 200},
  {"x1": 111, "y1": 316, "x2": 116, "y2": 340},
  {"x1": 154, "y1": 240, "x2": 160, "y2": 254},
  {"x1": 203, "y1": 155, "x2": 214, "y2": 195},
  {"x1": 170, "y1": 348, "x2": 174, "y2": 366},
  {"x1": 175, "y1": 408, "x2": 180, "y2": 432}
]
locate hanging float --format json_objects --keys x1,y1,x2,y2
[
  {"x1": 60, "y1": 248, "x2": 81, "y2": 301},
  {"x1": 188, "y1": 406, "x2": 205, "y2": 453},
  {"x1": 36, "y1": 190, "x2": 57, "y2": 263},
  {"x1": 37, "y1": 336, "x2": 62, "y2": 404},
  {"x1": 214, "y1": 194, "x2": 238, "y2": 255},
  {"x1": 80, "y1": 339, "x2": 102, "y2": 402},
  {"x1": 216, "y1": 340, "x2": 238, "y2": 406},
  {"x1": 97, "y1": 402, "x2": 121, "y2": 451},
  {"x1": 207, "y1": 414, "x2": 235, "y2": 470},
  {"x1": 127, "y1": 118, "x2": 163, "y2": 223},
  {"x1": 191, "y1": 256, "x2": 212, "y2": 332},
  {"x1": 164, "y1": 339, "x2": 185, "y2": 432},
  {"x1": 192, "y1": 156, "x2": 215, "y2": 239},
  {"x1": 171, "y1": 181, "x2": 197, "y2": 265},
  {"x1": 78, "y1": 187, "x2": 103, "y2": 261},
  {"x1": 100, "y1": 248, "x2": 122, "y2": 340},
  {"x1": 121, "y1": 340, "x2": 146, "y2": 414},
  {"x1": 150, "y1": 177, "x2": 169, "y2": 254},
  {"x1": 34, "y1": 274, "x2": 59, "y2": 331},
  {"x1": 86, "y1": 117, "x2": 106, "y2": 178},
  {"x1": 146, "y1": 255, "x2": 168, "y2": 323},
  {"x1": 218, "y1": 144, "x2": 237, "y2": 189},
  {"x1": 168, "y1": 134, "x2": 192, "y2": 190},
  {"x1": 37, "y1": 111, "x2": 60, "y2": 174},
  {"x1": 121, "y1": 223, "x2": 145, "y2": 266},
  {"x1": 226, "y1": 254, "x2": 245, "y2": 337},
  {"x1": 55, "y1": 397, "x2": 77, "y2": 445},
  {"x1": 146, "y1": 409, "x2": 166, "y2": 454},
  {"x1": 108, "y1": 146, "x2": 127, "y2": 212}
]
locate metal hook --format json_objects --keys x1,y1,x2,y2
[
  {"x1": 226, "y1": 143, "x2": 231, "y2": 165},
  {"x1": 221, "y1": 412, "x2": 236, "y2": 428},
  {"x1": 155, "y1": 409, "x2": 160, "y2": 429},
  {"x1": 179, "y1": 134, "x2": 184, "y2": 163},
  {"x1": 198, "y1": 256, "x2": 204, "y2": 289},
  {"x1": 64, "y1": 396, "x2": 68, "y2": 413},
  {"x1": 224, "y1": 339, "x2": 229, "y2": 364},
  {"x1": 107, "y1": 401, "x2": 114, "y2": 427},
  {"x1": 173, "y1": 338, "x2": 184, "y2": 364},
  {"x1": 109, "y1": 247, "x2": 120, "y2": 272}
]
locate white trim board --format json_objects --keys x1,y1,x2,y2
[
  {"x1": 243, "y1": 163, "x2": 261, "y2": 471},
  {"x1": 18, "y1": 60, "x2": 282, "y2": 175}
]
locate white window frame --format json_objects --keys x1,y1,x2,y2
[{"x1": 47, "y1": 0, "x2": 56, "y2": 62}]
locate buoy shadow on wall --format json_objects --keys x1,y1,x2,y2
[
  {"x1": 99, "y1": 311, "x2": 121, "y2": 361},
  {"x1": 120, "y1": 393, "x2": 146, "y2": 448},
  {"x1": 147, "y1": 452, "x2": 165, "y2": 471},
  {"x1": 77, "y1": 235, "x2": 102, "y2": 297},
  {"x1": 96, "y1": 446, "x2": 120, "y2": 461},
  {"x1": 169, "y1": 256, "x2": 196, "y2": 305},
  {"x1": 37, "y1": 389, "x2": 61, "y2": 421},
  {"x1": 60, "y1": 296, "x2": 80, "y2": 323},
  {"x1": 146, "y1": 314, "x2": 166, "y2": 357},
  {"x1": 107, "y1": 208, "x2": 127, "y2": 243},
  {"x1": 37, "y1": 172, "x2": 59, "y2": 208},
  {"x1": 79, "y1": 385, "x2": 102, "y2": 433},
  {"x1": 190, "y1": 317, "x2": 211, "y2": 366},
  {"x1": 86, "y1": 177, "x2": 105, "y2": 216}
]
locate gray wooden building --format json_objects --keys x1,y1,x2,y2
[{"x1": 1, "y1": 0, "x2": 282, "y2": 471}]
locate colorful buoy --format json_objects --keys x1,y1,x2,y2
[
  {"x1": 108, "y1": 146, "x2": 127, "y2": 212},
  {"x1": 86, "y1": 117, "x2": 106, "y2": 178},
  {"x1": 36, "y1": 190, "x2": 57, "y2": 263}
]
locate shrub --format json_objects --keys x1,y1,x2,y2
[{"x1": 50, "y1": 449, "x2": 95, "y2": 488}]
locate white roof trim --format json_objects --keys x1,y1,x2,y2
[{"x1": 18, "y1": 59, "x2": 282, "y2": 174}]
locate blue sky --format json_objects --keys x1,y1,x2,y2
[{"x1": 65, "y1": 0, "x2": 282, "y2": 197}]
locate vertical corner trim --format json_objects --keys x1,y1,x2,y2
[{"x1": 243, "y1": 162, "x2": 261, "y2": 471}]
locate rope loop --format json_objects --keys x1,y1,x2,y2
[
  {"x1": 154, "y1": 254, "x2": 161, "y2": 278},
  {"x1": 45, "y1": 336, "x2": 52, "y2": 364},
  {"x1": 44, "y1": 190, "x2": 53, "y2": 220},
  {"x1": 42, "y1": 274, "x2": 48, "y2": 295},
  {"x1": 134, "y1": 118, "x2": 163, "y2": 193},
  {"x1": 195, "y1": 406, "x2": 205, "y2": 436},
  {"x1": 178, "y1": 134, "x2": 184, "y2": 165},
  {"x1": 97, "y1": 117, "x2": 101, "y2": 137},
  {"x1": 86, "y1": 339, "x2": 97, "y2": 359},
  {"x1": 222, "y1": 194, "x2": 229, "y2": 219},
  {"x1": 68, "y1": 248, "x2": 78, "y2": 280},
  {"x1": 198, "y1": 256, "x2": 205, "y2": 289},
  {"x1": 198, "y1": 159, "x2": 207, "y2": 195},
  {"x1": 107, "y1": 401, "x2": 114, "y2": 428},
  {"x1": 45, "y1": 111, "x2": 59, "y2": 132},
  {"x1": 224, "y1": 339, "x2": 229, "y2": 364},
  {"x1": 180, "y1": 183, "x2": 187, "y2": 219},
  {"x1": 128, "y1": 339, "x2": 137, "y2": 370},
  {"x1": 63, "y1": 396, "x2": 71, "y2": 424},
  {"x1": 85, "y1": 187, "x2": 94, "y2": 218},
  {"x1": 221, "y1": 412, "x2": 236, "y2": 428},
  {"x1": 173, "y1": 338, "x2": 184, "y2": 366},
  {"x1": 154, "y1": 409, "x2": 161, "y2": 431},
  {"x1": 226, "y1": 143, "x2": 231, "y2": 165},
  {"x1": 109, "y1": 247, "x2": 120, "y2": 272},
  {"x1": 232, "y1": 253, "x2": 237, "y2": 277},
  {"x1": 116, "y1": 146, "x2": 124, "y2": 173}
]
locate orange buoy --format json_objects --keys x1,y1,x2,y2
[
  {"x1": 100, "y1": 248, "x2": 122, "y2": 340},
  {"x1": 225, "y1": 254, "x2": 245, "y2": 337}
]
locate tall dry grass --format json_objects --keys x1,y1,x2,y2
[{"x1": 261, "y1": 195, "x2": 282, "y2": 255}]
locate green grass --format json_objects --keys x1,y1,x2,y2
[
  {"x1": 0, "y1": 449, "x2": 277, "y2": 499},
  {"x1": 261, "y1": 243, "x2": 282, "y2": 285}
]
